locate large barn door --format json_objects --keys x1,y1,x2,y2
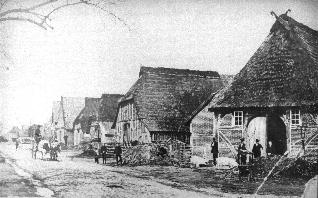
[{"x1": 247, "y1": 117, "x2": 266, "y2": 156}]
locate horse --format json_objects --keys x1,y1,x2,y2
[{"x1": 32, "y1": 140, "x2": 50, "y2": 159}]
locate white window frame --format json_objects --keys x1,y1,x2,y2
[
  {"x1": 233, "y1": 111, "x2": 243, "y2": 127},
  {"x1": 290, "y1": 110, "x2": 301, "y2": 126}
]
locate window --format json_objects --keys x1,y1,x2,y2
[
  {"x1": 291, "y1": 110, "x2": 301, "y2": 126},
  {"x1": 233, "y1": 111, "x2": 243, "y2": 126}
]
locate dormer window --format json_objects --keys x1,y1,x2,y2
[
  {"x1": 291, "y1": 110, "x2": 301, "y2": 126},
  {"x1": 234, "y1": 111, "x2": 243, "y2": 126}
]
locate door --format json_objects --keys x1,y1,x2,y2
[{"x1": 247, "y1": 117, "x2": 267, "y2": 156}]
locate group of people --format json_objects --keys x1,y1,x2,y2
[
  {"x1": 211, "y1": 137, "x2": 276, "y2": 166},
  {"x1": 94, "y1": 143, "x2": 123, "y2": 166},
  {"x1": 238, "y1": 138, "x2": 276, "y2": 164}
]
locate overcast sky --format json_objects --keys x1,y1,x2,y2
[{"x1": 0, "y1": 0, "x2": 318, "y2": 132}]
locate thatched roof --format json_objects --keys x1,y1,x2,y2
[
  {"x1": 99, "y1": 94, "x2": 123, "y2": 122},
  {"x1": 210, "y1": 13, "x2": 318, "y2": 109},
  {"x1": 114, "y1": 66, "x2": 224, "y2": 132}
]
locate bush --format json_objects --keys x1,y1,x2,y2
[
  {"x1": 253, "y1": 156, "x2": 318, "y2": 180},
  {"x1": 278, "y1": 158, "x2": 318, "y2": 179}
]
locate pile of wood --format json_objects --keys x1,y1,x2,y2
[
  {"x1": 122, "y1": 144, "x2": 154, "y2": 165},
  {"x1": 122, "y1": 140, "x2": 192, "y2": 167}
]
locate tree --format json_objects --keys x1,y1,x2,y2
[{"x1": 0, "y1": 0, "x2": 129, "y2": 70}]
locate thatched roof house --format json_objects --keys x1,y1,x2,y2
[
  {"x1": 210, "y1": 12, "x2": 318, "y2": 109},
  {"x1": 74, "y1": 97, "x2": 101, "y2": 134},
  {"x1": 73, "y1": 94, "x2": 123, "y2": 145},
  {"x1": 113, "y1": 66, "x2": 224, "y2": 145},
  {"x1": 207, "y1": 12, "x2": 318, "y2": 158}
]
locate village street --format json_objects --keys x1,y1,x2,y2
[
  {"x1": 0, "y1": 142, "x2": 219, "y2": 198},
  {"x1": 0, "y1": 142, "x2": 306, "y2": 198}
]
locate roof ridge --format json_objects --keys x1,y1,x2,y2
[
  {"x1": 139, "y1": 66, "x2": 220, "y2": 78},
  {"x1": 270, "y1": 12, "x2": 318, "y2": 66}
]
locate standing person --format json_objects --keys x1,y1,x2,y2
[
  {"x1": 101, "y1": 143, "x2": 108, "y2": 164},
  {"x1": 63, "y1": 135, "x2": 68, "y2": 146},
  {"x1": 94, "y1": 148, "x2": 99, "y2": 164},
  {"x1": 238, "y1": 138, "x2": 247, "y2": 164},
  {"x1": 252, "y1": 139, "x2": 263, "y2": 159},
  {"x1": 15, "y1": 139, "x2": 19, "y2": 151},
  {"x1": 266, "y1": 140, "x2": 275, "y2": 156},
  {"x1": 211, "y1": 137, "x2": 218, "y2": 166},
  {"x1": 114, "y1": 143, "x2": 122, "y2": 166}
]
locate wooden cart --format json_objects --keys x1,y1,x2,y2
[{"x1": 237, "y1": 151, "x2": 254, "y2": 181}]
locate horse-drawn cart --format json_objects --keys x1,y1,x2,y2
[{"x1": 32, "y1": 139, "x2": 61, "y2": 161}]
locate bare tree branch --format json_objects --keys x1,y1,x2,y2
[
  {"x1": 0, "y1": 0, "x2": 9, "y2": 12},
  {"x1": 0, "y1": 16, "x2": 47, "y2": 29},
  {"x1": 85, "y1": 1, "x2": 131, "y2": 31},
  {"x1": 0, "y1": 0, "x2": 130, "y2": 70},
  {"x1": 0, "y1": 0, "x2": 130, "y2": 30}
]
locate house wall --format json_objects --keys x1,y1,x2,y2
[
  {"x1": 289, "y1": 112, "x2": 318, "y2": 158},
  {"x1": 74, "y1": 123, "x2": 84, "y2": 146},
  {"x1": 55, "y1": 128, "x2": 65, "y2": 143},
  {"x1": 100, "y1": 121, "x2": 117, "y2": 144},
  {"x1": 216, "y1": 112, "x2": 243, "y2": 158},
  {"x1": 66, "y1": 130, "x2": 74, "y2": 146},
  {"x1": 116, "y1": 101, "x2": 151, "y2": 145},
  {"x1": 212, "y1": 109, "x2": 318, "y2": 159},
  {"x1": 190, "y1": 106, "x2": 214, "y2": 158},
  {"x1": 55, "y1": 128, "x2": 74, "y2": 146}
]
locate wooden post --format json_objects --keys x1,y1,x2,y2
[{"x1": 301, "y1": 125, "x2": 305, "y2": 155}]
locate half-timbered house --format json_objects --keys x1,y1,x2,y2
[
  {"x1": 112, "y1": 66, "x2": 224, "y2": 145},
  {"x1": 189, "y1": 12, "x2": 318, "y2": 159}
]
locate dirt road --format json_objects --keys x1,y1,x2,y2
[
  {"x1": 0, "y1": 143, "x2": 215, "y2": 197},
  {"x1": 0, "y1": 154, "x2": 39, "y2": 197},
  {"x1": 0, "y1": 143, "x2": 305, "y2": 198}
]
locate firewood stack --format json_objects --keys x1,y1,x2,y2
[{"x1": 122, "y1": 140, "x2": 192, "y2": 167}]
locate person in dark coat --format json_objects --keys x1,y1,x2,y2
[
  {"x1": 15, "y1": 140, "x2": 19, "y2": 150},
  {"x1": 114, "y1": 143, "x2": 122, "y2": 165},
  {"x1": 237, "y1": 138, "x2": 247, "y2": 164},
  {"x1": 101, "y1": 143, "x2": 108, "y2": 164},
  {"x1": 63, "y1": 135, "x2": 68, "y2": 146},
  {"x1": 211, "y1": 137, "x2": 218, "y2": 166},
  {"x1": 266, "y1": 140, "x2": 276, "y2": 156},
  {"x1": 252, "y1": 139, "x2": 263, "y2": 159}
]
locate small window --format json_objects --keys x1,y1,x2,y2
[
  {"x1": 291, "y1": 110, "x2": 301, "y2": 126},
  {"x1": 234, "y1": 111, "x2": 243, "y2": 126}
]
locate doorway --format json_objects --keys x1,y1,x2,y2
[
  {"x1": 247, "y1": 117, "x2": 267, "y2": 155},
  {"x1": 247, "y1": 115, "x2": 287, "y2": 155},
  {"x1": 267, "y1": 115, "x2": 287, "y2": 155}
]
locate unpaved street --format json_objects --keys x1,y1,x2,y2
[
  {"x1": 0, "y1": 143, "x2": 301, "y2": 198},
  {"x1": 0, "y1": 155, "x2": 39, "y2": 197},
  {"x1": 0, "y1": 143, "x2": 216, "y2": 198}
]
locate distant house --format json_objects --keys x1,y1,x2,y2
[
  {"x1": 7, "y1": 126, "x2": 21, "y2": 142},
  {"x1": 112, "y1": 66, "x2": 224, "y2": 145},
  {"x1": 73, "y1": 94, "x2": 122, "y2": 145},
  {"x1": 52, "y1": 97, "x2": 85, "y2": 146},
  {"x1": 203, "y1": 12, "x2": 318, "y2": 158},
  {"x1": 73, "y1": 97, "x2": 101, "y2": 145}
]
